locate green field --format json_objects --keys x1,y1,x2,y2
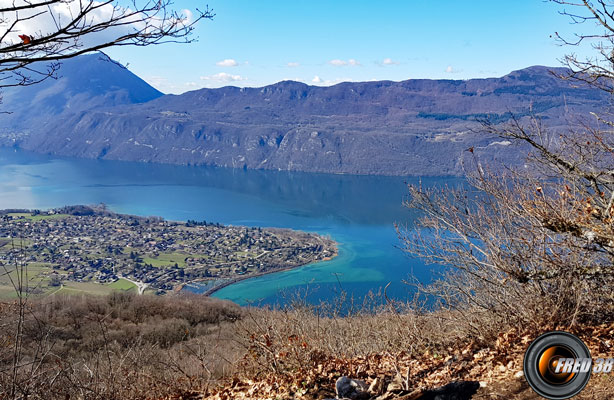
[
  {"x1": 0, "y1": 262, "x2": 138, "y2": 298},
  {"x1": 0, "y1": 263, "x2": 54, "y2": 298},
  {"x1": 57, "y1": 279, "x2": 134, "y2": 295},
  {"x1": 108, "y1": 278, "x2": 137, "y2": 291},
  {"x1": 141, "y1": 251, "x2": 210, "y2": 268},
  {"x1": 55, "y1": 282, "x2": 111, "y2": 296},
  {"x1": 142, "y1": 252, "x2": 187, "y2": 267},
  {"x1": 6, "y1": 213, "x2": 69, "y2": 222},
  {"x1": 0, "y1": 237, "x2": 34, "y2": 248},
  {"x1": 48, "y1": 279, "x2": 137, "y2": 296}
]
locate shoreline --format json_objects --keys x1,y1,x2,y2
[
  {"x1": 1, "y1": 205, "x2": 338, "y2": 297},
  {"x1": 189, "y1": 252, "x2": 338, "y2": 297}
]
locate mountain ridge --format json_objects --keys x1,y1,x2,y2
[{"x1": 2, "y1": 55, "x2": 606, "y2": 176}]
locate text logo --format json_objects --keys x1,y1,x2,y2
[{"x1": 523, "y1": 331, "x2": 592, "y2": 399}]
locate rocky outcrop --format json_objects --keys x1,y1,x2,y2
[
  {"x1": 336, "y1": 376, "x2": 370, "y2": 399},
  {"x1": 331, "y1": 376, "x2": 480, "y2": 400}
]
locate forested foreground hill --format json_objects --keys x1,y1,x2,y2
[
  {"x1": 0, "y1": 54, "x2": 608, "y2": 176},
  {"x1": 2, "y1": 293, "x2": 612, "y2": 399}
]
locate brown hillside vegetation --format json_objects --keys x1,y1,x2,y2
[
  {"x1": 1, "y1": 292, "x2": 613, "y2": 399},
  {"x1": 0, "y1": 293, "x2": 244, "y2": 399},
  {"x1": 196, "y1": 302, "x2": 614, "y2": 400}
]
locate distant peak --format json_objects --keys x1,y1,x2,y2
[
  {"x1": 506, "y1": 65, "x2": 570, "y2": 77},
  {"x1": 276, "y1": 80, "x2": 308, "y2": 85},
  {"x1": 267, "y1": 80, "x2": 310, "y2": 89}
]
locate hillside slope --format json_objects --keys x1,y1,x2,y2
[
  {"x1": 0, "y1": 53, "x2": 162, "y2": 140},
  {"x1": 2, "y1": 60, "x2": 608, "y2": 175}
]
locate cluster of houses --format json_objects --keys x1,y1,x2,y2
[{"x1": 0, "y1": 210, "x2": 336, "y2": 293}]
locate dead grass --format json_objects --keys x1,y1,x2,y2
[{"x1": 1, "y1": 288, "x2": 613, "y2": 399}]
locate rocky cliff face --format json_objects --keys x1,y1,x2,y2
[{"x1": 2, "y1": 56, "x2": 607, "y2": 176}]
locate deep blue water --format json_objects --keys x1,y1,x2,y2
[{"x1": 0, "y1": 147, "x2": 461, "y2": 306}]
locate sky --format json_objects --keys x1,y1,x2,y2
[{"x1": 102, "y1": 0, "x2": 602, "y2": 94}]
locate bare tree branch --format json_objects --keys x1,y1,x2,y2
[{"x1": 0, "y1": 0, "x2": 214, "y2": 86}]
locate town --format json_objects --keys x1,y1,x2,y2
[{"x1": 0, "y1": 205, "x2": 337, "y2": 296}]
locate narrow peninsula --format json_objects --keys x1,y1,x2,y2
[{"x1": 0, "y1": 205, "x2": 337, "y2": 297}]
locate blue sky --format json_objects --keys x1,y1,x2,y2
[{"x1": 104, "y1": 0, "x2": 599, "y2": 94}]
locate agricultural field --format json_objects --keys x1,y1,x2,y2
[{"x1": 0, "y1": 263, "x2": 138, "y2": 299}]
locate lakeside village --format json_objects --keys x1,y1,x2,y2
[{"x1": 0, "y1": 205, "x2": 337, "y2": 296}]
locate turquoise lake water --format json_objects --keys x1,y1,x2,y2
[{"x1": 0, "y1": 147, "x2": 461, "y2": 306}]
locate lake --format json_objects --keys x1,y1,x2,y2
[{"x1": 0, "y1": 147, "x2": 461, "y2": 306}]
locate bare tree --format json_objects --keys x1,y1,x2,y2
[
  {"x1": 397, "y1": 0, "x2": 614, "y2": 336},
  {"x1": 0, "y1": 0, "x2": 214, "y2": 87},
  {"x1": 551, "y1": 0, "x2": 614, "y2": 91}
]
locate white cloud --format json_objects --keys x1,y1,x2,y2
[
  {"x1": 145, "y1": 76, "x2": 205, "y2": 94},
  {"x1": 216, "y1": 59, "x2": 239, "y2": 67},
  {"x1": 287, "y1": 62, "x2": 300, "y2": 67},
  {"x1": 329, "y1": 59, "x2": 347, "y2": 66},
  {"x1": 445, "y1": 65, "x2": 460, "y2": 74},
  {"x1": 200, "y1": 72, "x2": 246, "y2": 82},
  {"x1": 311, "y1": 76, "x2": 353, "y2": 86},
  {"x1": 329, "y1": 59, "x2": 360, "y2": 67},
  {"x1": 382, "y1": 58, "x2": 399, "y2": 65}
]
